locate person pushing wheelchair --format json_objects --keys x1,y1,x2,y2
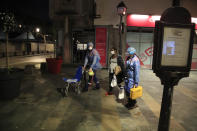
[{"x1": 82, "y1": 42, "x2": 102, "y2": 92}]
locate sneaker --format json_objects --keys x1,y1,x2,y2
[
  {"x1": 125, "y1": 102, "x2": 131, "y2": 108},
  {"x1": 105, "y1": 92, "x2": 113, "y2": 96},
  {"x1": 126, "y1": 104, "x2": 138, "y2": 110},
  {"x1": 95, "y1": 83, "x2": 100, "y2": 89},
  {"x1": 116, "y1": 98, "x2": 124, "y2": 103}
]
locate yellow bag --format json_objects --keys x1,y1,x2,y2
[
  {"x1": 88, "y1": 70, "x2": 94, "y2": 76},
  {"x1": 114, "y1": 66, "x2": 121, "y2": 75},
  {"x1": 130, "y1": 85, "x2": 143, "y2": 99}
]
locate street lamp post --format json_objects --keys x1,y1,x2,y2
[
  {"x1": 117, "y1": 1, "x2": 127, "y2": 55},
  {"x1": 35, "y1": 27, "x2": 46, "y2": 43},
  {"x1": 152, "y1": 0, "x2": 195, "y2": 130}
]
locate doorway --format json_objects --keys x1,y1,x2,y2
[{"x1": 72, "y1": 29, "x2": 95, "y2": 64}]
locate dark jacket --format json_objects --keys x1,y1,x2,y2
[{"x1": 109, "y1": 55, "x2": 125, "y2": 84}]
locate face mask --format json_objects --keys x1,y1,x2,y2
[
  {"x1": 130, "y1": 54, "x2": 134, "y2": 58},
  {"x1": 111, "y1": 51, "x2": 115, "y2": 54},
  {"x1": 89, "y1": 47, "x2": 93, "y2": 50}
]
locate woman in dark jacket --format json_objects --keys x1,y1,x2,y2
[{"x1": 106, "y1": 47, "x2": 125, "y2": 95}]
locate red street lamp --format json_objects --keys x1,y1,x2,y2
[
  {"x1": 117, "y1": 1, "x2": 127, "y2": 16},
  {"x1": 117, "y1": 1, "x2": 127, "y2": 55}
]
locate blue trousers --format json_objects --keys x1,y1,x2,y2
[
  {"x1": 85, "y1": 70, "x2": 99, "y2": 89},
  {"x1": 124, "y1": 78, "x2": 134, "y2": 94}
]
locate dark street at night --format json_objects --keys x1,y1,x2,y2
[
  {"x1": 0, "y1": 0, "x2": 197, "y2": 131},
  {"x1": 0, "y1": 65, "x2": 197, "y2": 131}
]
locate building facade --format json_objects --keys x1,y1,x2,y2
[
  {"x1": 49, "y1": 0, "x2": 95, "y2": 64},
  {"x1": 49, "y1": 0, "x2": 197, "y2": 69}
]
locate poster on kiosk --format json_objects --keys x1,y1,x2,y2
[{"x1": 161, "y1": 27, "x2": 191, "y2": 67}]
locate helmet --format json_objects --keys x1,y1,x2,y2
[
  {"x1": 88, "y1": 70, "x2": 94, "y2": 76},
  {"x1": 87, "y1": 42, "x2": 94, "y2": 47},
  {"x1": 127, "y1": 47, "x2": 136, "y2": 55}
]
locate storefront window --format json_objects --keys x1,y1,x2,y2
[
  {"x1": 77, "y1": 44, "x2": 87, "y2": 50},
  {"x1": 127, "y1": 27, "x2": 154, "y2": 68}
]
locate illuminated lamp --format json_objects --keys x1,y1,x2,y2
[
  {"x1": 117, "y1": 1, "x2": 127, "y2": 16},
  {"x1": 117, "y1": 1, "x2": 127, "y2": 55},
  {"x1": 151, "y1": 15, "x2": 161, "y2": 22},
  {"x1": 131, "y1": 14, "x2": 149, "y2": 19}
]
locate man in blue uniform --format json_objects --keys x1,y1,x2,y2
[
  {"x1": 125, "y1": 47, "x2": 140, "y2": 109},
  {"x1": 83, "y1": 42, "x2": 102, "y2": 91}
]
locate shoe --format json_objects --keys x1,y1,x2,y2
[
  {"x1": 125, "y1": 103, "x2": 138, "y2": 110},
  {"x1": 125, "y1": 102, "x2": 131, "y2": 108},
  {"x1": 116, "y1": 98, "x2": 123, "y2": 103},
  {"x1": 105, "y1": 92, "x2": 113, "y2": 96},
  {"x1": 94, "y1": 83, "x2": 100, "y2": 90}
]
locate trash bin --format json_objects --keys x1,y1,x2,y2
[{"x1": 46, "y1": 58, "x2": 63, "y2": 74}]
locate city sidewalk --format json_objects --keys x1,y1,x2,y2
[
  {"x1": 0, "y1": 53, "x2": 54, "y2": 68},
  {"x1": 0, "y1": 65, "x2": 197, "y2": 131}
]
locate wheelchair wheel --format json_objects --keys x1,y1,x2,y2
[
  {"x1": 63, "y1": 86, "x2": 68, "y2": 97},
  {"x1": 77, "y1": 86, "x2": 81, "y2": 94}
]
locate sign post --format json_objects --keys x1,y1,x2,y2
[{"x1": 152, "y1": 4, "x2": 195, "y2": 131}]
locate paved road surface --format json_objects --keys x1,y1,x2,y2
[{"x1": 0, "y1": 65, "x2": 196, "y2": 131}]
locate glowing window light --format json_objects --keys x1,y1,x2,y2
[
  {"x1": 131, "y1": 14, "x2": 149, "y2": 19},
  {"x1": 151, "y1": 15, "x2": 161, "y2": 22},
  {"x1": 192, "y1": 17, "x2": 197, "y2": 24}
]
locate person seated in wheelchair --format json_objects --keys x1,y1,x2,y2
[{"x1": 83, "y1": 42, "x2": 102, "y2": 92}]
